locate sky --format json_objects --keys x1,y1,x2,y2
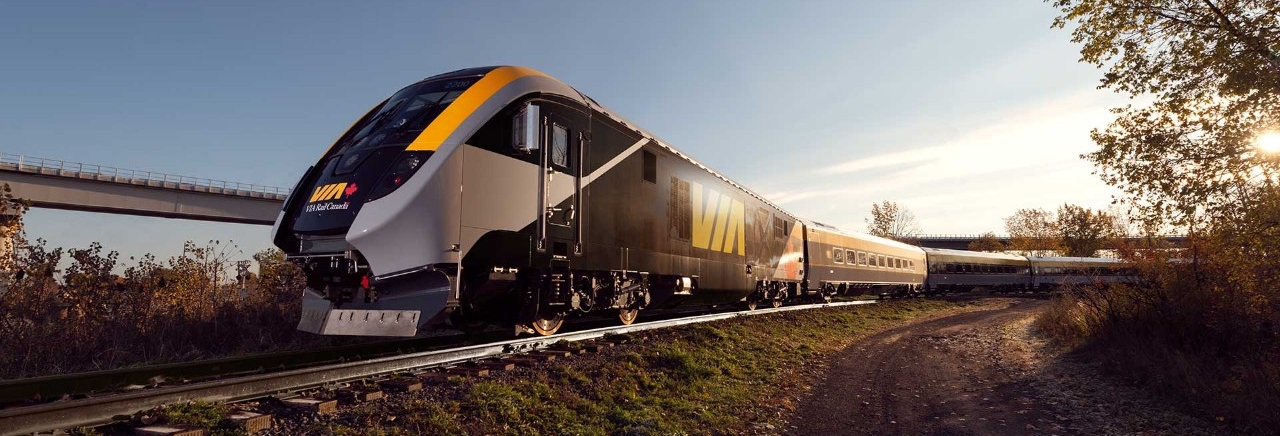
[{"x1": 0, "y1": 0, "x2": 1129, "y2": 265}]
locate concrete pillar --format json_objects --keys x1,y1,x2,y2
[{"x1": 0, "y1": 209, "x2": 20, "y2": 297}]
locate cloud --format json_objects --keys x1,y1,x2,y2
[
  {"x1": 758, "y1": 88, "x2": 1128, "y2": 232},
  {"x1": 791, "y1": 89, "x2": 1120, "y2": 197},
  {"x1": 815, "y1": 144, "x2": 948, "y2": 176}
]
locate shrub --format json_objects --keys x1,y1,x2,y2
[
  {"x1": 0, "y1": 186, "x2": 326, "y2": 378},
  {"x1": 1036, "y1": 231, "x2": 1280, "y2": 434}
]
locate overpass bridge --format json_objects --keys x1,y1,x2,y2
[
  {"x1": 0, "y1": 153, "x2": 287, "y2": 225},
  {"x1": 915, "y1": 234, "x2": 1189, "y2": 250}
]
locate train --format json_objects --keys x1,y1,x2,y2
[{"x1": 270, "y1": 66, "x2": 1129, "y2": 337}]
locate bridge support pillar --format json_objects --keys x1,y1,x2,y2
[{"x1": 0, "y1": 210, "x2": 19, "y2": 297}]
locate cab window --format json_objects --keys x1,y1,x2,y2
[{"x1": 551, "y1": 124, "x2": 569, "y2": 169}]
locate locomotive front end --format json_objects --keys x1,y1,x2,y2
[{"x1": 272, "y1": 66, "x2": 545, "y2": 336}]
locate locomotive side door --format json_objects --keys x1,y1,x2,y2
[{"x1": 537, "y1": 107, "x2": 582, "y2": 268}]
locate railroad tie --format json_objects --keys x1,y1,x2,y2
[
  {"x1": 379, "y1": 378, "x2": 423, "y2": 392},
  {"x1": 447, "y1": 367, "x2": 491, "y2": 377},
  {"x1": 337, "y1": 388, "x2": 384, "y2": 403},
  {"x1": 583, "y1": 343, "x2": 615, "y2": 353},
  {"x1": 475, "y1": 361, "x2": 517, "y2": 371},
  {"x1": 507, "y1": 355, "x2": 556, "y2": 366},
  {"x1": 548, "y1": 346, "x2": 587, "y2": 355},
  {"x1": 417, "y1": 371, "x2": 451, "y2": 383},
  {"x1": 282, "y1": 397, "x2": 338, "y2": 414},
  {"x1": 227, "y1": 410, "x2": 272, "y2": 434}
]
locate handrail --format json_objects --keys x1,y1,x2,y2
[{"x1": 0, "y1": 152, "x2": 290, "y2": 198}]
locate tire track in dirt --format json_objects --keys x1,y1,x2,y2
[{"x1": 788, "y1": 299, "x2": 1056, "y2": 436}]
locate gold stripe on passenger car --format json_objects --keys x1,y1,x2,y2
[{"x1": 406, "y1": 66, "x2": 549, "y2": 151}]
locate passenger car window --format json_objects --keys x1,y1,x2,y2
[{"x1": 834, "y1": 248, "x2": 845, "y2": 264}]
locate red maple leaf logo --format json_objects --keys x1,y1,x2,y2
[{"x1": 344, "y1": 184, "x2": 358, "y2": 197}]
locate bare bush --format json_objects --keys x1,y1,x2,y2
[
  {"x1": 0, "y1": 189, "x2": 334, "y2": 378},
  {"x1": 1036, "y1": 232, "x2": 1280, "y2": 434}
]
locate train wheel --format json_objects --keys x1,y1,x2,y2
[
  {"x1": 618, "y1": 308, "x2": 639, "y2": 325},
  {"x1": 771, "y1": 298, "x2": 783, "y2": 309},
  {"x1": 746, "y1": 300, "x2": 759, "y2": 311},
  {"x1": 529, "y1": 313, "x2": 565, "y2": 336}
]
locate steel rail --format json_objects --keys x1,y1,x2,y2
[
  {"x1": 0, "y1": 330, "x2": 496, "y2": 405},
  {"x1": 0, "y1": 300, "x2": 876, "y2": 435}
]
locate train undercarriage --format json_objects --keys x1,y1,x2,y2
[{"x1": 295, "y1": 249, "x2": 829, "y2": 336}]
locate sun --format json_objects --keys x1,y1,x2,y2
[{"x1": 1256, "y1": 132, "x2": 1280, "y2": 154}]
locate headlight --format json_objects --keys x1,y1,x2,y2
[{"x1": 367, "y1": 151, "x2": 432, "y2": 201}]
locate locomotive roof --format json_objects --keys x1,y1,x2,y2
[{"x1": 451, "y1": 66, "x2": 803, "y2": 223}]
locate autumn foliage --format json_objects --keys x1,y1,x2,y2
[
  {"x1": 0, "y1": 188, "x2": 324, "y2": 379},
  {"x1": 865, "y1": 200, "x2": 921, "y2": 243},
  {"x1": 1045, "y1": 0, "x2": 1280, "y2": 433}
]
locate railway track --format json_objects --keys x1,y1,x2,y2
[{"x1": 0, "y1": 299, "x2": 877, "y2": 435}]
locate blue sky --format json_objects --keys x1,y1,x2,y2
[{"x1": 0, "y1": 1, "x2": 1125, "y2": 264}]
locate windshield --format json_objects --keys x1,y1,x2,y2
[{"x1": 335, "y1": 77, "x2": 479, "y2": 152}]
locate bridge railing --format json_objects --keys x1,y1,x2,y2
[
  {"x1": 0, "y1": 153, "x2": 290, "y2": 200},
  {"x1": 917, "y1": 234, "x2": 1010, "y2": 240}
]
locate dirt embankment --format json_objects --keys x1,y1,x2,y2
[{"x1": 789, "y1": 298, "x2": 1236, "y2": 436}]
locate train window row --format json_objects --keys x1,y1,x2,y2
[
  {"x1": 930, "y1": 263, "x2": 1027, "y2": 275},
  {"x1": 832, "y1": 248, "x2": 914, "y2": 271},
  {"x1": 1036, "y1": 267, "x2": 1133, "y2": 276}
]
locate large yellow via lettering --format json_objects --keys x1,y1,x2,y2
[
  {"x1": 721, "y1": 198, "x2": 746, "y2": 255},
  {"x1": 689, "y1": 181, "x2": 746, "y2": 255},
  {"x1": 691, "y1": 182, "x2": 720, "y2": 250}
]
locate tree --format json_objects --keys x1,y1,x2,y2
[
  {"x1": 1004, "y1": 208, "x2": 1062, "y2": 257},
  {"x1": 1050, "y1": 0, "x2": 1280, "y2": 230},
  {"x1": 1055, "y1": 203, "x2": 1119, "y2": 257},
  {"x1": 967, "y1": 232, "x2": 1006, "y2": 252},
  {"x1": 1049, "y1": 6, "x2": 1280, "y2": 428},
  {"x1": 866, "y1": 201, "x2": 921, "y2": 242}
]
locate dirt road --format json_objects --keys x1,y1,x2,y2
[{"x1": 787, "y1": 298, "x2": 1232, "y2": 436}]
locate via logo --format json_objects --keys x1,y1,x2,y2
[{"x1": 309, "y1": 183, "x2": 357, "y2": 203}]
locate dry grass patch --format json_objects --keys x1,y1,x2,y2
[{"x1": 298, "y1": 299, "x2": 976, "y2": 436}]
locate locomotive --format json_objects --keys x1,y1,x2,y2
[{"x1": 271, "y1": 66, "x2": 1126, "y2": 337}]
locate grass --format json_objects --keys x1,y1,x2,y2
[
  {"x1": 149, "y1": 401, "x2": 249, "y2": 436},
  {"x1": 304, "y1": 299, "x2": 966, "y2": 435}
]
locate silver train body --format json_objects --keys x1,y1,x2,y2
[
  {"x1": 921, "y1": 248, "x2": 1132, "y2": 293},
  {"x1": 271, "y1": 66, "x2": 1128, "y2": 337}
]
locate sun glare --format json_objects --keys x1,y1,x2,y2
[{"x1": 1256, "y1": 132, "x2": 1280, "y2": 154}]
